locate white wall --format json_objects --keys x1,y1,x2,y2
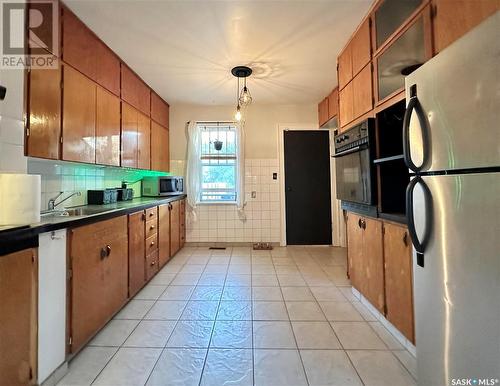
[
  {"x1": 0, "y1": 68, "x2": 27, "y2": 173},
  {"x1": 170, "y1": 103, "x2": 318, "y2": 160},
  {"x1": 170, "y1": 103, "x2": 320, "y2": 244}
]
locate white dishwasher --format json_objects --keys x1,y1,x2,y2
[{"x1": 38, "y1": 229, "x2": 67, "y2": 383}]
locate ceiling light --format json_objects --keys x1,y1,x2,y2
[
  {"x1": 235, "y1": 105, "x2": 242, "y2": 121},
  {"x1": 232, "y1": 66, "x2": 253, "y2": 122}
]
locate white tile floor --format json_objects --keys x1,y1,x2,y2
[{"x1": 57, "y1": 246, "x2": 416, "y2": 386}]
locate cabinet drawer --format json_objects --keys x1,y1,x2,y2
[
  {"x1": 146, "y1": 251, "x2": 159, "y2": 280},
  {"x1": 145, "y1": 207, "x2": 157, "y2": 220},
  {"x1": 146, "y1": 219, "x2": 158, "y2": 239},
  {"x1": 146, "y1": 234, "x2": 158, "y2": 255}
]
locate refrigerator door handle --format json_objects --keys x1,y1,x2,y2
[
  {"x1": 406, "y1": 175, "x2": 433, "y2": 267},
  {"x1": 403, "y1": 92, "x2": 431, "y2": 173}
]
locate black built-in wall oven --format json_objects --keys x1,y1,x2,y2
[{"x1": 333, "y1": 119, "x2": 376, "y2": 206}]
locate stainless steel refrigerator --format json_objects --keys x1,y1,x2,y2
[{"x1": 403, "y1": 11, "x2": 500, "y2": 386}]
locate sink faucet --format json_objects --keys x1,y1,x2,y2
[{"x1": 48, "y1": 191, "x2": 82, "y2": 210}]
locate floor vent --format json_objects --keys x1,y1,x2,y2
[
  {"x1": 209, "y1": 247, "x2": 227, "y2": 250},
  {"x1": 253, "y1": 242, "x2": 273, "y2": 250}
]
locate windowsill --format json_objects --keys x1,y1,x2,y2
[{"x1": 197, "y1": 201, "x2": 237, "y2": 206}]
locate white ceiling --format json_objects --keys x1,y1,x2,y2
[{"x1": 65, "y1": 0, "x2": 371, "y2": 105}]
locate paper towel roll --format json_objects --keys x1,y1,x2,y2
[{"x1": 0, "y1": 173, "x2": 41, "y2": 226}]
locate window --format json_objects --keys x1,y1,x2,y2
[{"x1": 198, "y1": 122, "x2": 238, "y2": 203}]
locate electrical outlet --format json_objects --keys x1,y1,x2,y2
[
  {"x1": 272, "y1": 173, "x2": 277, "y2": 180},
  {"x1": 251, "y1": 191, "x2": 257, "y2": 198}
]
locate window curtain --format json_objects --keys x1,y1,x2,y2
[
  {"x1": 235, "y1": 121, "x2": 247, "y2": 220},
  {"x1": 185, "y1": 121, "x2": 201, "y2": 221}
]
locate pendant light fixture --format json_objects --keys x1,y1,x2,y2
[{"x1": 231, "y1": 66, "x2": 252, "y2": 122}]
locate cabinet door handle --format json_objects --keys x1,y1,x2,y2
[
  {"x1": 358, "y1": 218, "x2": 363, "y2": 228},
  {"x1": 100, "y1": 247, "x2": 107, "y2": 260},
  {"x1": 150, "y1": 225, "x2": 155, "y2": 230},
  {"x1": 150, "y1": 241, "x2": 155, "y2": 246},
  {"x1": 106, "y1": 245, "x2": 111, "y2": 257},
  {"x1": 150, "y1": 261, "x2": 156, "y2": 266},
  {"x1": 403, "y1": 232, "x2": 408, "y2": 247}
]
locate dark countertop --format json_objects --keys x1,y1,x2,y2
[{"x1": 0, "y1": 195, "x2": 186, "y2": 256}]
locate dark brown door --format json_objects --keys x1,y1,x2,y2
[
  {"x1": 158, "y1": 204, "x2": 171, "y2": 267},
  {"x1": 170, "y1": 201, "x2": 180, "y2": 256},
  {"x1": 362, "y1": 217, "x2": 385, "y2": 313},
  {"x1": 62, "y1": 65, "x2": 96, "y2": 163},
  {"x1": 384, "y1": 222, "x2": 415, "y2": 342},
  {"x1": 284, "y1": 130, "x2": 332, "y2": 245},
  {"x1": 27, "y1": 66, "x2": 61, "y2": 160},
  {"x1": 128, "y1": 211, "x2": 146, "y2": 297},
  {"x1": 121, "y1": 102, "x2": 138, "y2": 168},
  {"x1": 137, "y1": 113, "x2": 151, "y2": 170},
  {"x1": 0, "y1": 248, "x2": 37, "y2": 386},
  {"x1": 96, "y1": 87, "x2": 120, "y2": 166},
  {"x1": 70, "y1": 216, "x2": 128, "y2": 352}
]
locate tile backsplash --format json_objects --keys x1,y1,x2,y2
[
  {"x1": 172, "y1": 158, "x2": 282, "y2": 244},
  {"x1": 27, "y1": 158, "x2": 163, "y2": 210}
]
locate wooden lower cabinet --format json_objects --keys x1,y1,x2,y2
[
  {"x1": 180, "y1": 199, "x2": 186, "y2": 249},
  {"x1": 0, "y1": 248, "x2": 37, "y2": 386},
  {"x1": 362, "y1": 217, "x2": 385, "y2": 313},
  {"x1": 384, "y1": 222, "x2": 415, "y2": 343},
  {"x1": 158, "y1": 203, "x2": 171, "y2": 267},
  {"x1": 146, "y1": 251, "x2": 159, "y2": 281},
  {"x1": 70, "y1": 216, "x2": 128, "y2": 353},
  {"x1": 170, "y1": 200, "x2": 180, "y2": 256},
  {"x1": 347, "y1": 211, "x2": 415, "y2": 342},
  {"x1": 128, "y1": 211, "x2": 146, "y2": 297}
]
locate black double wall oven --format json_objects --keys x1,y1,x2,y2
[{"x1": 333, "y1": 119, "x2": 376, "y2": 207}]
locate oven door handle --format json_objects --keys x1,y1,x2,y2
[{"x1": 332, "y1": 145, "x2": 365, "y2": 158}]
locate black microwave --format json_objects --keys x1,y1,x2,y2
[{"x1": 142, "y1": 176, "x2": 184, "y2": 197}]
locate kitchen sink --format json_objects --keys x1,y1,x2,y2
[{"x1": 41, "y1": 207, "x2": 109, "y2": 218}]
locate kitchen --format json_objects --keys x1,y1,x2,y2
[{"x1": 0, "y1": 1, "x2": 498, "y2": 386}]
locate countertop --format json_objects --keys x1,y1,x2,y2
[{"x1": 0, "y1": 195, "x2": 186, "y2": 256}]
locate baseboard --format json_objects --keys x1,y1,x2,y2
[
  {"x1": 39, "y1": 361, "x2": 68, "y2": 386},
  {"x1": 351, "y1": 287, "x2": 417, "y2": 357}
]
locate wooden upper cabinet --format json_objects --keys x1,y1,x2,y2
[
  {"x1": 151, "y1": 92, "x2": 170, "y2": 129},
  {"x1": 338, "y1": 44, "x2": 352, "y2": 90},
  {"x1": 96, "y1": 86, "x2": 120, "y2": 166},
  {"x1": 362, "y1": 217, "x2": 385, "y2": 313},
  {"x1": 384, "y1": 222, "x2": 415, "y2": 343},
  {"x1": 121, "y1": 102, "x2": 138, "y2": 168},
  {"x1": 62, "y1": 65, "x2": 96, "y2": 163},
  {"x1": 95, "y1": 41, "x2": 120, "y2": 96},
  {"x1": 27, "y1": 65, "x2": 61, "y2": 160},
  {"x1": 339, "y1": 81, "x2": 354, "y2": 128},
  {"x1": 121, "y1": 65, "x2": 151, "y2": 116},
  {"x1": 0, "y1": 248, "x2": 37, "y2": 386},
  {"x1": 70, "y1": 216, "x2": 128, "y2": 353},
  {"x1": 328, "y1": 88, "x2": 339, "y2": 119},
  {"x1": 151, "y1": 121, "x2": 169, "y2": 172},
  {"x1": 432, "y1": 0, "x2": 500, "y2": 53},
  {"x1": 128, "y1": 211, "x2": 146, "y2": 297},
  {"x1": 352, "y1": 63, "x2": 373, "y2": 119},
  {"x1": 137, "y1": 112, "x2": 151, "y2": 170},
  {"x1": 318, "y1": 97, "x2": 329, "y2": 127},
  {"x1": 351, "y1": 18, "x2": 371, "y2": 76},
  {"x1": 62, "y1": 7, "x2": 97, "y2": 80}
]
